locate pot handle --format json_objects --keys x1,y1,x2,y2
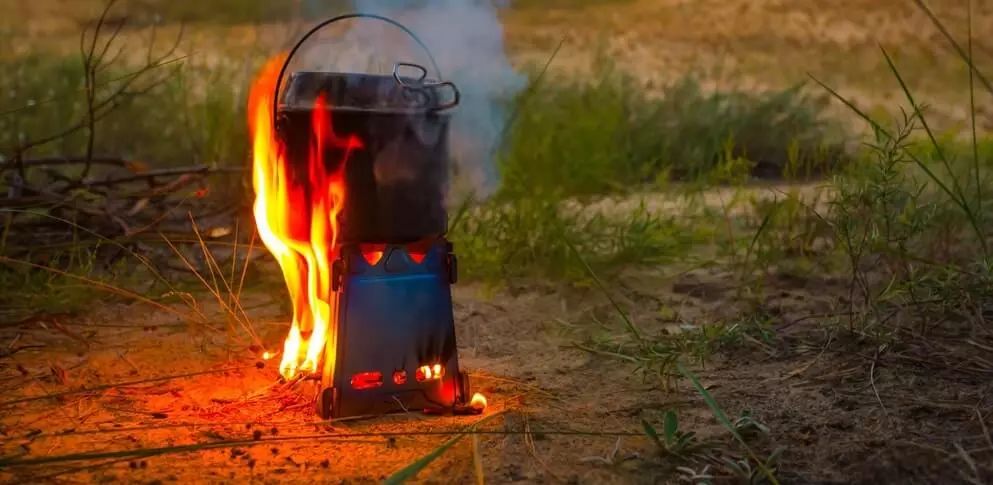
[
  {"x1": 392, "y1": 62, "x2": 461, "y2": 112},
  {"x1": 271, "y1": 13, "x2": 446, "y2": 125}
]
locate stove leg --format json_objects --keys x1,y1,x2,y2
[
  {"x1": 316, "y1": 387, "x2": 337, "y2": 420},
  {"x1": 456, "y1": 371, "x2": 471, "y2": 406}
]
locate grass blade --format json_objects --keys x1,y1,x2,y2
[
  {"x1": 472, "y1": 433, "x2": 485, "y2": 485},
  {"x1": 807, "y1": 73, "x2": 988, "y2": 257},
  {"x1": 642, "y1": 419, "x2": 663, "y2": 448},
  {"x1": 677, "y1": 362, "x2": 780, "y2": 485},
  {"x1": 966, "y1": 0, "x2": 982, "y2": 229},
  {"x1": 910, "y1": 0, "x2": 993, "y2": 97},
  {"x1": 877, "y1": 45, "x2": 987, "y2": 256},
  {"x1": 383, "y1": 411, "x2": 505, "y2": 485}
]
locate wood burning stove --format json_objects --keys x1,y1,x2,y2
[{"x1": 267, "y1": 14, "x2": 475, "y2": 419}]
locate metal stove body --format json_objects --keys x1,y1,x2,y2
[
  {"x1": 271, "y1": 14, "x2": 472, "y2": 419},
  {"x1": 318, "y1": 238, "x2": 468, "y2": 419}
]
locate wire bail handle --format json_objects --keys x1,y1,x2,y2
[{"x1": 270, "y1": 12, "x2": 460, "y2": 124}]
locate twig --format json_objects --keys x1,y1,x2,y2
[
  {"x1": 5, "y1": 1, "x2": 183, "y2": 165},
  {"x1": 0, "y1": 365, "x2": 254, "y2": 408},
  {"x1": 0, "y1": 157, "x2": 129, "y2": 171},
  {"x1": 870, "y1": 345, "x2": 888, "y2": 416},
  {"x1": 83, "y1": 165, "x2": 245, "y2": 188},
  {"x1": 79, "y1": 0, "x2": 124, "y2": 180}
]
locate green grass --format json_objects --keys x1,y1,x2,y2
[
  {"x1": 450, "y1": 196, "x2": 707, "y2": 285},
  {"x1": 498, "y1": 62, "x2": 848, "y2": 199},
  {"x1": 571, "y1": 1, "x2": 993, "y2": 481},
  {"x1": 0, "y1": 53, "x2": 249, "y2": 168},
  {"x1": 0, "y1": 26, "x2": 850, "y2": 314}
]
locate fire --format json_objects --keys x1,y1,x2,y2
[
  {"x1": 470, "y1": 393, "x2": 487, "y2": 411},
  {"x1": 249, "y1": 54, "x2": 364, "y2": 380}
]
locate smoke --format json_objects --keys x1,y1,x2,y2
[{"x1": 295, "y1": 0, "x2": 525, "y2": 200}]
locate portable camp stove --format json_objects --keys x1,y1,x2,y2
[
  {"x1": 266, "y1": 14, "x2": 474, "y2": 420},
  {"x1": 318, "y1": 238, "x2": 468, "y2": 418}
]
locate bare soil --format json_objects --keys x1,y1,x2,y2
[{"x1": 3, "y1": 251, "x2": 992, "y2": 484}]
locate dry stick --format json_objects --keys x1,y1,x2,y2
[
  {"x1": 26, "y1": 60, "x2": 180, "y2": 159},
  {"x1": 7, "y1": 424, "x2": 641, "y2": 443},
  {"x1": 9, "y1": 73, "x2": 173, "y2": 164},
  {"x1": 0, "y1": 157, "x2": 130, "y2": 171},
  {"x1": 228, "y1": 217, "x2": 241, "y2": 310},
  {"x1": 79, "y1": 0, "x2": 124, "y2": 180},
  {"x1": 235, "y1": 232, "x2": 259, "y2": 329},
  {"x1": 1, "y1": 165, "x2": 239, "y2": 253},
  {"x1": 83, "y1": 165, "x2": 246, "y2": 189},
  {"x1": 0, "y1": 56, "x2": 187, "y2": 119},
  {"x1": 9, "y1": 29, "x2": 184, "y2": 168},
  {"x1": 0, "y1": 427, "x2": 642, "y2": 468},
  {"x1": 0, "y1": 436, "x2": 382, "y2": 468},
  {"x1": 121, "y1": 195, "x2": 197, "y2": 238},
  {"x1": 0, "y1": 209, "x2": 190, "y2": 303},
  {"x1": 190, "y1": 213, "x2": 224, "y2": 309},
  {"x1": 0, "y1": 365, "x2": 254, "y2": 408},
  {"x1": 975, "y1": 408, "x2": 993, "y2": 454},
  {"x1": 869, "y1": 345, "x2": 888, "y2": 416},
  {"x1": 7, "y1": 456, "x2": 138, "y2": 485}
]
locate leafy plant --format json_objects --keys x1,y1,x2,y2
[
  {"x1": 642, "y1": 410, "x2": 704, "y2": 457},
  {"x1": 722, "y1": 448, "x2": 783, "y2": 485}
]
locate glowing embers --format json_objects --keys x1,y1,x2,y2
[
  {"x1": 350, "y1": 366, "x2": 443, "y2": 390},
  {"x1": 356, "y1": 240, "x2": 437, "y2": 268},
  {"x1": 359, "y1": 243, "x2": 386, "y2": 266},
  {"x1": 406, "y1": 238, "x2": 434, "y2": 264},
  {"x1": 470, "y1": 393, "x2": 487, "y2": 410},
  {"x1": 416, "y1": 364, "x2": 445, "y2": 383},
  {"x1": 350, "y1": 371, "x2": 383, "y2": 390}
]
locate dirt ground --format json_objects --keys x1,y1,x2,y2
[
  {"x1": 2, "y1": 183, "x2": 993, "y2": 484},
  {"x1": 4, "y1": 1, "x2": 993, "y2": 483},
  {"x1": 3, "y1": 246, "x2": 992, "y2": 484}
]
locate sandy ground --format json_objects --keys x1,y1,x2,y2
[
  {"x1": 0, "y1": 268, "x2": 708, "y2": 484},
  {"x1": 2, "y1": 251, "x2": 991, "y2": 484},
  {"x1": 3, "y1": 1, "x2": 993, "y2": 484},
  {"x1": 2, "y1": 185, "x2": 992, "y2": 484}
]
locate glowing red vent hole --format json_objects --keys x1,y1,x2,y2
[
  {"x1": 393, "y1": 370, "x2": 407, "y2": 385},
  {"x1": 407, "y1": 239, "x2": 434, "y2": 264},
  {"x1": 359, "y1": 243, "x2": 386, "y2": 266},
  {"x1": 416, "y1": 364, "x2": 444, "y2": 382},
  {"x1": 350, "y1": 371, "x2": 383, "y2": 390}
]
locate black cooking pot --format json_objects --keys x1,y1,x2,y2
[{"x1": 271, "y1": 15, "x2": 459, "y2": 244}]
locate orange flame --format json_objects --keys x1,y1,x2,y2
[
  {"x1": 249, "y1": 54, "x2": 363, "y2": 380},
  {"x1": 470, "y1": 393, "x2": 487, "y2": 411}
]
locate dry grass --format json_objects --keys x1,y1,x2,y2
[{"x1": 4, "y1": 1, "x2": 993, "y2": 484}]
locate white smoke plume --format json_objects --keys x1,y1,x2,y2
[{"x1": 292, "y1": 0, "x2": 526, "y2": 200}]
